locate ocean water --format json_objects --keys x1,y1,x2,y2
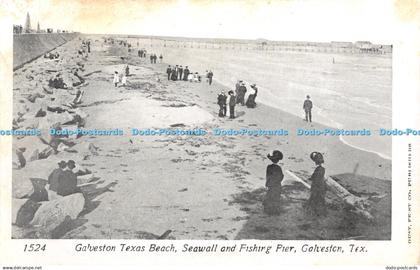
[{"x1": 130, "y1": 39, "x2": 392, "y2": 159}]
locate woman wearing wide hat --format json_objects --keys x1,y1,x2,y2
[
  {"x1": 263, "y1": 150, "x2": 284, "y2": 215},
  {"x1": 245, "y1": 83, "x2": 258, "y2": 108},
  {"x1": 305, "y1": 152, "x2": 327, "y2": 217}
]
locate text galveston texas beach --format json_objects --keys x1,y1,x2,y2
[{"x1": 12, "y1": 28, "x2": 392, "y2": 240}]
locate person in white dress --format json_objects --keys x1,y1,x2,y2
[
  {"x1": 121, "y1": 74, "x2": 127, "y2": 86},
  {"x1": 113, "y1": 71, "x2": 119, "y2": 87}
]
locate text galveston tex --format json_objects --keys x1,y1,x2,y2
[{"x1": 74, "y1": 243, "x2": 363, "y2": 254}]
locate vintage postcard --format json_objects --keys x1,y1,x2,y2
[{"x1": 0, "y1": 0, "x2": 419, "y2": 269}]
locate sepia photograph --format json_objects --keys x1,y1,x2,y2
[
  {"x1": 0, "y1": 0, "x2": 419, "y2": 269},
  {"x1": 10, "y1": 3, "x2": 392, "y2": 241}
]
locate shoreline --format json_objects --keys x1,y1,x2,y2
[
  {"x1": 151, "y1": 44, "x2": 392, "y2": 159},
  {"x1": 213, "y1": 77, "x2": 392, "y2": 162}
]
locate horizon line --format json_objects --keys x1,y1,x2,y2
[{"x1": 78, "y1": 32, "x2": 393, "y2": 46}]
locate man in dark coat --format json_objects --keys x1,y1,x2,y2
[
  {"x1": 208, "y1": 70, "x2": 213, "y2": 85},
  {"x1": 178, "y1": 66, "x2": 184, "y2": 80},
  {"x1": 217, "y1": 91, "x2": 227, "y2": 117},
  {"x1": 303, "y1": 95, "x2": 313, "y2": 122},
  {"x1": 48, "y1": 160, "x2": 67, "y2": 192},
  {"x1": 57, "y1": 160, "x2": 78, "y2": 196},
  {"x1": 183, "y1": 66, "x2": 190, "y2": 81},
  {"x1": 236, "y1": 83, "x2": 247, "y2": 105},
  {"x1": 228, "y1": 90, "x2": 236, "y2": 119},
  {"x1": 125, "y1": 65, "x2": 130, "y2": 76},
  {"x1": 166, "y1": 65, "x2": 172, "y2": 80}
]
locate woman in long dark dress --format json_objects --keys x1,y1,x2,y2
[
  {"x1": 171, "y1": 69, "x2": 178, "y2": 81},
  {"x1": 306, "y1": 152, "x2": 327, "y2": 217},
  {"x1": 263, "y1": 150, "x2": 284, "y2": 215},
  {"x1": 246, "y1": 84, "x2": 258, "y2": 108}
]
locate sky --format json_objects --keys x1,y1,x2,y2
[{"x1": 2, "y1": 0, "x2": 419, "y2": 43}]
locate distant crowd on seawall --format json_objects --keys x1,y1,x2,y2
[{"x1": 13, "y1": 24, "x2": 74, "y2": 35}]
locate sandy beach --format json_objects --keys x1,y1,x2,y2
[{"x1": 12, "y1": 35, "x2": 391, "y2": 240}]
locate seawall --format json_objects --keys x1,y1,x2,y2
[{"x1": 13, "y1": 33, "x2": 79, "y2": 70}]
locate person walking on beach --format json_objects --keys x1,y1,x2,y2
[
  {"x1": 246, "y1": 83, "x2": 258, "y2": 108},
  {"x1": 303, "y1": 95, "x2": 313, "y2": 122},
  {"x1": 121, "y1": 74, "x2": 127, "y2": 86},
  {"x1": 113, "y1": 71, "x2": 119, "y2": 87},
  {"x1": 228, "y1": 90, "x2": 236, "y2": 119},
  {"x1": 305, "y1": 152, "x2": 327, "y2": 217},
  {"x1": 150, "y1": 54, "x2": 153, "y2": 64},
  {"x1": 125, "y1": 65, "x2": 130, "y2": 76},
  {"x1": 187, "y1": 72, "x2": 194, "y2": 82},
  {"x1": 193, "y1": 72, "x2": 201, "y2": 83},
  {"x1": 166, "y1": 65, "x2": 172, "y2": 80},
  {"x1": 235, "y1": 80, "x2": 242, "y2": 95},
  {"x1": 217, "y1": 91, "x2": 227, "y2": 117},
  {"x1": 208, "y1": 70, "x2": 213, "y2": 85},
  {"x1": 183, "y1": 66, "x2": 190, "y2": 81},
  {"x1": 48, "y1": 160, "x2": 67, "y2": 192},
  {"x1": 236, "y1": 82, "x2": 247, "y2": 106},
  {"x1": 159, "y1": 54, "x2": 163, "y2": 63},
  {"x1": 263, "y1": 150, "x2": 284, "y2": 215},
  {"x1": 178, "y1": 66, "x2": 184, "y2": 80}
]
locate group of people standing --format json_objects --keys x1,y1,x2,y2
[
  {"x1": 264, "y1": 150, "x2": 327, "y2": 217},
  {"x1": 167, "y1": 65, "x2": 189, "y2": 81},
  {"x1": 217, "y1": 82, "x2": 258, "y2": 119},
  {"x1": 149, "y1": 54, "x2": 162, "y2": 64},
  {"x1": 112, "y1": 65, "x2": 130, "y2": 87},
  {"x1": 137, "y1": 49, "x2": 162, "y2": 64},
  {"x1": 165, "y1": 65, "x2": 214, "y2": 85},
  {"x1": 138, "y1": 49, "x2": 147, "y2": 58}
]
